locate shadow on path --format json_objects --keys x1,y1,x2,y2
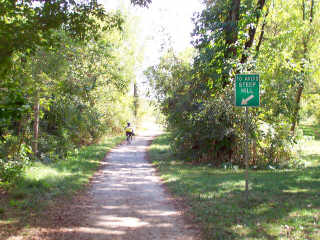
[{"x1": 34, "y1": 133, "x2": 198, "y2": 240}]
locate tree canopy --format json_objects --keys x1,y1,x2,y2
[
  {"x1": 146, "y1": 0, "x2": 320, "y2": 168},
  {"x1": 0, "y1": 3, "x2": 144, "y2": 182}
]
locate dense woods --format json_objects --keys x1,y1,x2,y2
[
  {"x1": 146, "y1": 0, "x2": 320, "y2": 168},
  {"x1": 0, "y1": 0, "x2": 146, "y2": 182}
]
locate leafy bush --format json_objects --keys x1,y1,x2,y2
[
  {"x1": 169, "y1": 91, "x2": 242, "y2": 165},
  {"x1": 145, "y1": 49, "x2": 298, "y2": 168},
  {"x1": 0, "y1": 143, "x2": 30, "y2": 182}
]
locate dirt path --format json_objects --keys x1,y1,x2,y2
[
  {"x1": 5, "y1": 127, "x2": 199, "y2": 240},
  {"x1": 73, "y1": 130, "x2": 199, "y2": 240}
]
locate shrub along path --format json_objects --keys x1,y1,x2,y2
[{"x1": 20, "y1": 128, "x2": 199, "y2": 240}]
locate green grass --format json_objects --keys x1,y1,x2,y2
[
  {"x1": 15, "y1": 135, "x2": 124, "y2": 207},
  {"x1": 299, "y1": 124, "x2": 320, "y2": 167},
  {"x1": 300, "y1": 124, "x2": 320, "y2": 140},
  {"x1": 0, "y1": 135, "x2": 124, "y2": 234},
  {"x1": 149, "y1": 134, "x2": 320, "y2": 240},
  {"x1": 299, "y1": 140, "x2": 320, "y2": 167}
]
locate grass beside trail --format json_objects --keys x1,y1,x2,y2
[
  {"x1": 300, "y1": 124, "x2": 320, "y2": 167},
  {"x1": 0, "y1": 135, "x2": 124, "y2": 238},
  {"x1": 300, "y1": 124, "x2": 320, "y2": 140},
  {"x1": 149, "y1": 133, "x2": 320, "y2": 240}
]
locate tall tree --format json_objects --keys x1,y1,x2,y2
[
  {"x1": 0, "y1": 0, "x2": 118, "y2": 75},
  {"x1": 148, "y1": 0, "x2": 320, "y2": 167},
  {"x1": 291, "y1": 0, "x2": 315, "y2": 133},
  {"x1": 240, "y1": 0, "x2": 268, "y2": 63},
  {"x1": 192, "y1": 0, "x2": 269, "y2": 91}
]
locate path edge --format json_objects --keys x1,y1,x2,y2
[{"x1": 144, "y1": 133, "x2": 203, "y2": 240}]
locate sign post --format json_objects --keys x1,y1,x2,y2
[
  {"x1": 235, "y1": 74, "x2": 260, "y2": 202},
  {"x1": 245, "y1": 106, "x2": 249, "y2": 201},
  {"x1": 235, "y1": 74, "x2": 260, "y2": 107}
]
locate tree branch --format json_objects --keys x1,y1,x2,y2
[
  {"x1": 256, "y1": 6, "x2": 270, "y2": 54},
  {"x1": 225, "y1": 0, "x2": 241, "y2": 58},
  {"x1": 240, "y1": 0, "x2": 267, "y2": 63}
]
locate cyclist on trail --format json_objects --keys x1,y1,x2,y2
[{"x1": 125, "y1": 122, "x2": 135, "y2": 140}]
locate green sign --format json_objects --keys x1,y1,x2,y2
[{"x1": 235, "y1": 74, "x2": 260, "y2": 107}]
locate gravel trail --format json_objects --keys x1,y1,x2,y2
[{"x1": 76, "y1": 130, "x2": 199, "y2": 240}]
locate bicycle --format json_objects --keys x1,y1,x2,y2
[{"x1": 126, "y1": 133, "x2": 133, "y2": 144}]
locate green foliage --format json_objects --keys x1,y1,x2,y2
[
  {"x1": 145, "y1": 50, "x2": 244, "y2": 166},
  {"x1": 1, "y1": 8, "x2": 142, "y2": 183},
  {"x1": 256, "y1": 0, "x2": 319, "y2": 127},
  {"x1": 300, "y1": 124, "x2": 320, "y2": 140},
  {"x1": 0, "y1": 0, "x2": 121, "y2": 75},
  {"x1": 149, "y1": 133, "x2": 320, "y2": 240},
  {"x1": 6, "y1": 135, "x2": 124, "y2": 209},
  {"x1": 0, "y1": 139, "x2": 31, "y2": 182},
  {"x1": 0, "y1": 158, "x2": 25, "y2": 183},
  {"x1": 0, "y1": 135, "x2": 124, "y2": 238},
  {"x1": 146, "y1": 0, "x2": 320, "y2": 168}
]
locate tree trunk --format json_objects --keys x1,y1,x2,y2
[
  {"x1": 16, "y1": 116, "x2": 25, "y2": 156},
  {"x1": 222, "y1": 0, "x2": 241, "y2": 87},
  {"x1": 291, "y1": 85, "x2": 304, "y2": 133},
  {"x1": 241, "y1": 0, "x2": 267, "y2": 63},
  {"x1": 255, "y1": 7, "x2": 269, "y2": 54},
  {"x1": 225, "y1": 0, "x2": 241, "y2": 58},
  {"x1": 291, "y1": 0, "x2": 314, "y2": 134},
  {"x1": 33, "y1": 96, "x2": 40, "y2": 157},
  {"x1": 133, "y1": 81, "x2": 139, "y2": 118}
]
